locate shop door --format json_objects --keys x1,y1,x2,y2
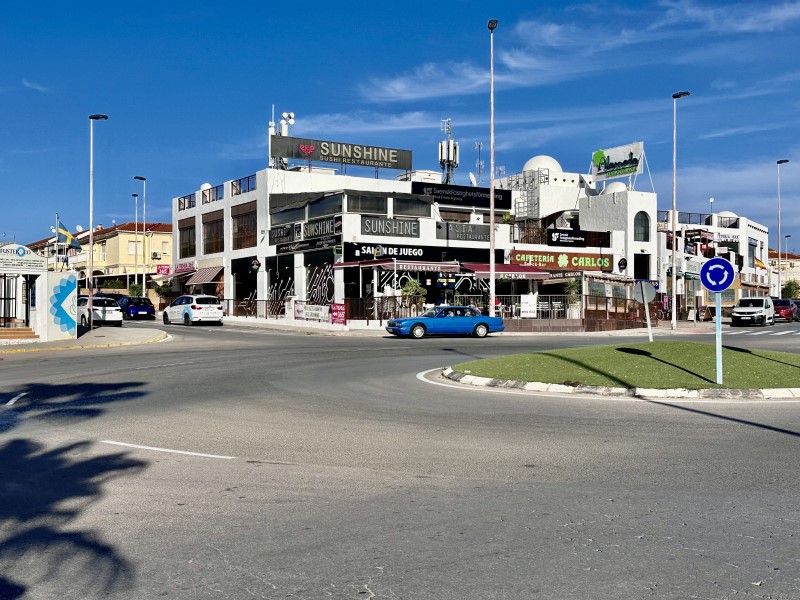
[{"x1": 1, "y1": 274, "x2": 18, "y2": 327}]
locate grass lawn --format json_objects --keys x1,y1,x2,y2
[{"x1": 452, "y1": 341, "x2": 800, "y2": 390}]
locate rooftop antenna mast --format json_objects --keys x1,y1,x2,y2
[
  {"x1": 439, "y1": 118, "x2": 459, "y2": 184},
  {"x1": 474, "y1": 141, "x2": 484, "y2": 185}
]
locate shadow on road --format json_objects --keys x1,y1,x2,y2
[{"x1": 645, "y1": 400, "x2": 800, "y2": 438}]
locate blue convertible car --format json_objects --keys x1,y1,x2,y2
[{"x1": 386, "y1": 305, "x2": 505, "y2": 339}]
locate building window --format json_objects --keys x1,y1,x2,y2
[
  {"x1": 201, "y1": 184, "x2": 224, "y2": 204},
  {"x1": 394, "y1": 198, "x2": 431, "y2": 217},
  {"x1": 203, "y1": 218, "x2": 224, "y2": 254},
  {"x1": 308, "y1": 194, "x2": 343, "y2": 219},
  {"x1": 231, "y1": 175, "x2": 256, "y2": 196},
  {"x1": 232, "y1": 211, "x2": 257, "y2": 250},
  {"x1": 748, "y1": 237, "x2": 758, "y2": 269},
  {"x1": 128, "y1": 240, "x2": 142, "y2": 255},
  {"x1": 179, "y1": 226, "x2": 196, "y2": 258},
  {"x1": 271, "y1": 207, "x2": 305, "y2": 226},
  {"x1": 634, "y1": 211, "x2": 650, "y2": 242},
  {"x1": 162, "y1": 241, "x2": 170, "y2": 255},
  {"x1": 347, "y1": 194, "x2": 387, "y2": 215},
  {"x1": 178, "y1": 194, "x2": 196, "y2": 211}
]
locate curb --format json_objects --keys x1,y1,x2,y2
[
  {"x1": 441, "y1": 367, "x2": 800, "y2": 400},
  {"x1": 0, "y1": 331, "x2": 168, "y2": 354}
]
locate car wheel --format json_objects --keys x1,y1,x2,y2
[
  {"x1": 184, "y1": 313, "x2": 192, "y2": 326},
  {"x1": 115, "y1": 321, "x2": 123, "y2": 327},
  {"x1": 410, "y1": 324, "x2": 426, "y2": 339},
  {"x1": 81, "y1": 315, "x2": 88, "y2": 327},
  {"x1": 760, "y1": 316, "x2": 766, "y2": 327},
  {"x1": 473, "y1": 323, "x2": 489, "y2": 338},
  {"x1": 163, "y1": 312, "x2": 170, "y2": 325}
]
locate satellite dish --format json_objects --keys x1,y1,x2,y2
[
  {"x1": 468, "y1": 172, "x2": 477, "y2": 187},
  {"x1": 75, "y1": 225, "x2": 84, "y2": 232}
]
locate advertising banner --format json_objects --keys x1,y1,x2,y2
[
  {"x1": 591, "y1": 142, "x2": 644, "y2": 181},
  {"x1": 511, "y1": 249, "x2": 613, "y2": 272},
  {"x1": 271, "y1": 135, "x2": 412, "y2": 171},
  {"x1": 331, "y1": 303, "x2": 346, "y2": 325},
  {"x1": 411, "y1": 182, "x2": 512, "y2": 210},
  {"x1": 46, "y1": 271, "x2": 77, "y2": 340},
  {"x1": 546, "y1": 228, "x2": 588, "y2": 248}
]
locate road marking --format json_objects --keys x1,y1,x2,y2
[
  {"x1": 745, "y1": 331, "x2": 770, "y2": 336},
  {"x1": 772, "y1": 330, "x2": 795, "y2": 336},
  {"x1": 5, "y1": 392, "x2": 27, "y2": 406},
  {"x1": 135, "y1": 361, "x2": 194, "y2": 370},
  {"x1": 100, "y1": 440, "x2": 235, "y2": 459},
  {"x1": 724, "y1": 331, "x2": 744, "y2": 335}
]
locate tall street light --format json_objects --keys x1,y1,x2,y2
[
  {"x1": 132, "y1": 193, "x2": 139, "y2": 289},
  {"x1": 88, "y1": 113, "x2": 108, "y2": 329},
  {"x1": 777, "y1": 159, "x2": 788, "y2": 296},
  {"x1": 488, "y1": 18, "x2": 498, "y2": 317},
  {"x1": 671, "y1": 91, "x2": 690, "y2": 330},
  {"x1": 786, "y1": 234, "x2": 792, "y2": 267},
  {"x1": 134, "y1": 176, "x2": 147, "y2": 288}
]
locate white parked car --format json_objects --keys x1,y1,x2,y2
[
  {"x1": 730, "y1": 296, "x2": 775, "y2": 327},
  {"x1": 163, "y1": 294, "x2": 224, "y2": 326},
  {"x1": 76, "y1": 296, "x2": 123, "y2": 327}
]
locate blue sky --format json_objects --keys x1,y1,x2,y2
[{"x1": 2, "y1": 1, "x2": 799, "y2": 253}]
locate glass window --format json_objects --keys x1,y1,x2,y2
[
  {"x1": 203, "y1": 218, "x2": 224, "y2": 254},
  {"x1": 271, "y1": 207, "x2": 305, "y2": 226},
  {"x1": 231, "y1": 175, "x2": 256, "y2": 196},
  {"x1": 748, "y1": 237, "x2": 758, "y2": 268},
  {"x1": 232, "y1": 211, "x2": 257, "y2": 250},
  {"x1": 201, "y1": 184, "x2": 224, "y2": 204},
  {"x1": 634, "y1": 211, "x2": 650, "y2": 242},
  {"x1": 308, "y1": 194, "x2": 343, "y2": 219},
  {"x1": 128, "y1": 241, "x2": 142, "y2": 255},
  {"x1": 347, "y1": 194, "x2": 387, "y2": 215},
  {"x1": 162, "y1": 241, "x2": 170, "y2": 255},
  {"x1": 179, "y1": 226, "x2": 196, "y2": 258},
  {"x1": 178, "y1": 194, "x2": 196, "y2": 210},
  {"x1": 394, "y1": 198, "x2": 430, "y2": 217}
]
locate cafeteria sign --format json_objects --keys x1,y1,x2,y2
[{"x1": 511, "y1": 249, "x2": 612, "y2": 271}]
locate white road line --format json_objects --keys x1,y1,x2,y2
[
  {"x1": 745, "y1": 331, "x2": 770, "y2": 336},
  {"x1": 772, "y1": 330, "x2": 795, "y2": 336},
  {"x1": 100, "y1": 440, "x2": 235, "y2": 459},
  {"x1": 724, "y1": 331, "x2": 744, "y2": 335},
  {"x1": 135, "y1": 361, "x2": 194, "y2": 370},
  {"x1": 5, "y1": 392, "x2": 27, "y2": 406}
]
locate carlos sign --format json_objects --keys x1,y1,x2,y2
[{"x1": 511, "y1": 249, "x2": 612, "y2": 272}]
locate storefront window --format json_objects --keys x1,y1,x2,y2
[
  {"x1": 203, "y1": 219, "x2": 224, "y2": 254},
  {"x1": 232, "y1": 211, "x2": 257, "y2": 250}
]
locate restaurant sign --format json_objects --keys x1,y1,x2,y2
[
  {"x1": 362, "y1": 216, "x2": 419, "y2": 238},
  {"x1": 436, "y1": 222, "x2": 490, "y2": 242},
  {"x1": 511, "y1": 249, "x2": 612, "y2": 271},
  {"x1": 276, "y1": 235, "x2": 341, "y2": 255},
  {"x1": 271, "y1": 135, "x2": 412, "y2": 170}
]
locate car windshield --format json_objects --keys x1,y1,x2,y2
[
  {"x1": 421, "y1": 308, "x2": 439, "y2": 318},
  {"x1": 774, "y1": 299, "x2": 792, "y2": 307},
  {"x1": 95, "y1": 298, "x2": 119, "y2": 307},
  {"x1": 737, "y1": 299, "x2": 765, "y2": 308},
  {"x1": 195, "y1": 297, "x2": 220, "y2": 305}
]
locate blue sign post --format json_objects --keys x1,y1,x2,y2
[{"x1": 700, "y1": 258, "x2": 736, "y2": 384}]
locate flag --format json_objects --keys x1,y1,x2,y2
[
  {"x1": 56, "y1": 219, "x2": 81, "y2": 250},
  {"x1": 754, "y1": 257, "x2": 766, "y2": 269}
]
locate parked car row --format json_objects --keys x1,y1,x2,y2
[{"x1": 79, "y1": 293, "x2": 224, "y2": 328}]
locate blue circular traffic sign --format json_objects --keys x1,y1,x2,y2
[{"x1": 700, "y1": 257, "x2": 735, "y2": 292}]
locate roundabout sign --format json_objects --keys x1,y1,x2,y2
[{"x1": 699, "y1": 257, "x2": 735, "y2": 385}]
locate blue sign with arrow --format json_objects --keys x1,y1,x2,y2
[{"x1": 700, "y1": 257, "x2": 735, "y2": 293}]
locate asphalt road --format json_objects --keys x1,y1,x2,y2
[{"x1": 1, "y1": 322, "x2": 799, "y2": 599}]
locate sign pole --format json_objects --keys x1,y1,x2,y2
[
  {"x1": 641, "y1": 282, "x2": 653, "y2": 342},
  {"x1": 715, "y1": 291, "x2": 722, "y2": 385}
]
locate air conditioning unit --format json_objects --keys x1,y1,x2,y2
[{"x1": 151, "y1": 252, "x2": 161, "y2": 259}]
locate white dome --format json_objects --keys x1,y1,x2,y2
[
  {"x1": 601, "y1": 181, "x2": 628, "y2": 195},
  {"x1": 717, "y1": 210, "x2": 738, "y2": 218},
  {"x1": 200, "y1": 182, "x2": 212, "y2": 190},
  {"x1": 522, "y1": 155, "x2": 562, "y2": 173}
]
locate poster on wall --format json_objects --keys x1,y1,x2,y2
[{"x1": 46, "y1": 272, "x2": 78, "y2": 340}]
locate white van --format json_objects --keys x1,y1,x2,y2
[{"x1": 730, "y1": 296, "x2": 775, "y2": 327}]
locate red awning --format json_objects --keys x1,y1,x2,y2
[{"x1": 461, "y1": 263, "x2": 548, "y2": 280}]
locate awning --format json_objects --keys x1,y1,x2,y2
[
  {"x1": 334, "y1": 259, "x2": 461, "y2": 273},
  {"x1": 185, "y1": 266, "x2": 223, "y2": 285},
  {"x1": 461, "y1": 263, "x2": 548, "y2": 280}
]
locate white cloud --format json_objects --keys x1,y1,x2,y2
[
  {"x1": 21, "y1": 79, "x2": 51, "y2": 93},
  {"x1": 656, "y1": 0, "x2": 800, "y2": 33}
]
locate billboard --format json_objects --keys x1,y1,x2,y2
[
  {"x1": 591, "y1": 142, "x2": 644, "y2": 182},
  {"x1": 271, "y1": 135, "x2": 412, "y2": 171}
]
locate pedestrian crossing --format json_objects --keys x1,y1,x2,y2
[{"x1": 723, "y1": 329, "x2": 800, "y2": 336}]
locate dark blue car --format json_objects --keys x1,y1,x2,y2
[
  {"x1": 117, "y1": 296, "x2": 156, "y2": 320},
  {"x1": 386, "y1": 305, "x2": 504, "y2": 339}
]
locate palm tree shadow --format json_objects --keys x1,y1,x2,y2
[
  {"x1": 724, "y1": 345, "x2": 800, "y2": 370},
  {"x1": 0, "y1": 438, "x2": 147, "y2": 598},
  {"x1": 617, "y1": 347, "x2": 714, "y2": 384},
  {"x1": 540, "y1": 352, "x2": 634, "y2": 388}
]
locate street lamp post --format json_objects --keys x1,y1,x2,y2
[
  {"x1": 671, "y1": 91, "x2": 690, "y2": 330},
  {"x1": 132, "y1": 193, "x2": 139, "y2": 289},
  {"x1": 488, "y1": 18, "x2": 498, "y2": 317},
  {"x1": 777, "y1": 160, "x2": 788, "y2": 296},
  {"x1": 88, "y1": 114, "x2": 108, "y2": 329},
  {"x1": 786, "y1": 234, "x2": 792, "y2": 268},
  {"x1": 134, "y1": 176, "x2": 147, "y2": 289}
]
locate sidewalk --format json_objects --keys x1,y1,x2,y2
[{"x1": 0, "y1": 326, "x2": 167, "y2": 354}]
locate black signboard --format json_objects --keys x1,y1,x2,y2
[
  {"x1": 277, "y1": 235, "x2": 341, "y2": 255},
  {"x1": 411, "y1": 182, "x2": 512, "y2": 210},
  {"x1": 546, "y1": 228, "x2": 588, "y2": 248},
  {"x1": 268, "y1": 224, "x2": 296, "y2": 246},
  {"x1": 271, "y1": 135, "x2": 412, "y2": 171},
  {"x1": 303, "y1": 216, "x2": 342, "y2": 239},
  {"x1": 343, "y1": 242, "x2": 502, "y2": 264}
]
